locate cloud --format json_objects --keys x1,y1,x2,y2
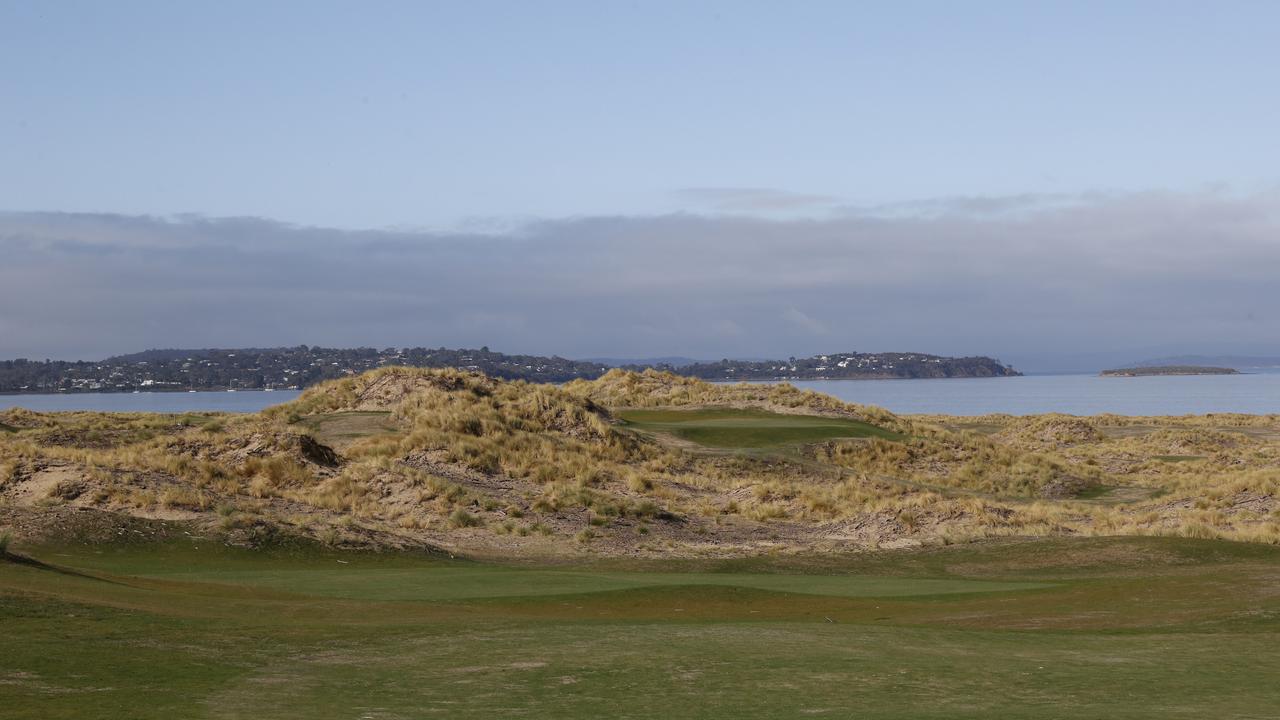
[
  {"x1": 844, "y1": 192, "x2": 1098, "y2": 219},
  {"x1": 674, "y1": 187, "x2": 842, "y2": 212},
  {"x1": 783, "y1": 308, "x2": 829, "y2": 335},
  {"x1": 1, "y1": 189, "x2": 1278, "y2": 365}
]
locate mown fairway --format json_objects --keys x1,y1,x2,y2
[
  {"x1": 618, "y1": 407, "x2": 903, "y2": 448},
  {"x1": 3, "y1": 536, "x2": 1280, "y2": 719}
]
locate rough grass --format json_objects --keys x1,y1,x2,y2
[
  {"x1": 3, "y1": 536, "x2": 1280, "y2": 719},
  {"x1": 3, "y1": 367, "x2": 1279, "y2": 552}
]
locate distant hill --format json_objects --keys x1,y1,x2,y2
[
  {"x1": 583, "y1": 356, "x2": 701, "y2": 368},
  {"x1": 638, "y1": 351, "x2": 1020, "y2": 381},
  {"x1": 0, "y1": 346, "x2": 1020, "y2": 393},
  {"x1": 1136, "y1": 355, "x2": 1280, "y2": 370},
  {"x1": 0, "y1": 347, "x2": 610, "y2": 393},
  {"x1": 1101, "y1": 365, "x2": 1240, "y2": 377}
]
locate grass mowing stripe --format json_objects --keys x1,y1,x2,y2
[{"x1": 140, "y1": 567, "x2": 1047, "y2": 601}]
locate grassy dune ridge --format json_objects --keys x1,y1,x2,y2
[{"x1": 0, "y1": 366, "x2": 1277, "y2": 555}]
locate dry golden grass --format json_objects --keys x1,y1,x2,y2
[{"x1": 1, "y1": 367, "x2": 1278, "y2": 552}]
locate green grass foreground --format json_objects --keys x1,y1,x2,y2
[
  {"x1": 4, "y1": 537, "x2": 1280, "y2": 719},
  {"x1": 618, "y1": 407, "x2": 903, "y2": 448}
]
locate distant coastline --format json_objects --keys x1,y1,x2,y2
[
  {"x1": 1135, "y1": 354, "x2": 1280, "y2": 369},
  {"x1": 0, "y1": 346, "x2": 1020, "y2": 394},
  {"x1": 1100, "y1": 365, "x2": 1240, "y2": 377}
]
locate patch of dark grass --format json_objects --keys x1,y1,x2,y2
[
  {"x1": 1073, "y1": 484, "x2": 1117, "y2": 500},
  {"x1": 448, "y1": 509, "x2": 482, "y2": 528}
]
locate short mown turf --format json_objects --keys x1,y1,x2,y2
[
  {"x1": 618, "y1": 407, "x2": 903, "y2": 448},
  {"x1": 3, "y1": 536, "x2": 1280, "y2": 719}
]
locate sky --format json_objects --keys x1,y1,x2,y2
[{"x1": 2, "y1": 1, "x2": 1279, "y2": 370}]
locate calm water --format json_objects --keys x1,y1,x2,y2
[
  {"x1": 772, "y1": 372, "x2": 1280, "y2": 416},
  {"x1": 0, "y1": 390, "x2": 302, "y2": 414},
  {"x1": 3, "y1": 373, "x2": 1278, "y2": 416}
]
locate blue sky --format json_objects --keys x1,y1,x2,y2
[
  {"x1": 5, "y1": 1, "x2": 1279, "y2": 228},
  {"x1": 2, "y1": 2, "x2": 1279, "y2": 367}
]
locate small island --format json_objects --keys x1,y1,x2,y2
[{"x1": 1100, "y1": 365, "x2": 1240, "y2": 377}]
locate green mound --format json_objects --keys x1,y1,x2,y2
[{"x1": 618, "y1": 407, "x2": 903, "y2": 448}]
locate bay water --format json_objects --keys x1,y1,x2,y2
[{"x1": 3, "y1": 371, "x2": 1278, "y2": 416}]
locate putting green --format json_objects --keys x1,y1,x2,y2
[{"x1": 618, "y1": 407, "x2": 902, "y2": 448}]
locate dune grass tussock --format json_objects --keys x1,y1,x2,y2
[
  {"x1": 816, "y1": 434, "x2": 1103, "y2": 498},
  {"x1": 993, "y1": 415, "x2": 1104, "y2": 448}
]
